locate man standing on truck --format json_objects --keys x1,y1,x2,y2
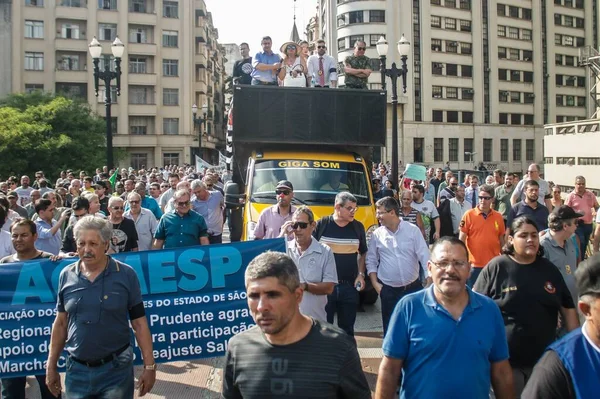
[
  {"x1": 344, "y1": 40, "x2": 372, "y2": 89},
  {"x1": 250, "y1": 36, "x2": 281, "y2": 86},
  {"x1": 254, "y1": 180, "x2": 296, "y2": 240},
  {"x1": 313, "y1": 192, "x2": 367, "y2": 337},
  {"x1": 233, "y1": 42, "x2": 252, "y2": 85}
]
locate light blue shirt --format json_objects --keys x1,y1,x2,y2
[
  {"x1": 251, "y1": 51, "x2": 281, "y2": 83},
  {"x1": 465, "y1": 185, "x2": 479, "y2": 208},
  {"x1": 35, "y1": 219, "x2": 62, "y2": 255},
  {"x1": 424, "y1": 183, "x2": 436, "y2": 203},
  {"x1": 124, "y1": 208, "x2": 158, "y2": 251},
  {"x1": 192, "y1": 191, "x2": 224, "y2": 235}
]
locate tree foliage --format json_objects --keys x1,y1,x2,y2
[{"x1": 0, "y1": 92, "x2": 112, "y2": 180}]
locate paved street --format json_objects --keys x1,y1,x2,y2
[{"x1": 22, "y1": 226, "x2": 385, "y2": 397}]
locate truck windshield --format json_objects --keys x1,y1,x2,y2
[{"x1": 251, "y1": 160, "x2": 371, "y2": 206}]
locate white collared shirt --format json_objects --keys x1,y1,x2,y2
[{"x1": 307, "y1": 54, "x2": 338, "y2": 86}]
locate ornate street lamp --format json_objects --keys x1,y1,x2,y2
[{"x1": 192, "y1": 103, "x2": 209, "y2": 158}]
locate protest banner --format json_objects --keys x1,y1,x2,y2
[
  {"x1": 402, "y1": 164, "x2": 427, "y2": 181},
  {"x1": 0, "y1": 239, "x2": 285, "y2": 378}
]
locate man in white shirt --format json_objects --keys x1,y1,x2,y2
[
  {"x1": 124, "y1": 192, "x2": 158, "y2": 251},
  {"x1": 308, "y1": 40, "x2": 338, "y2": 88},
  {"x1": 367, "y1": 197, "x2": 430, "y2": 334},
  {"x1": 283, "y1": 206, "x2": 337, "y2": 322},
  {"x1": 450, "y1": 185, "x2": 469, "y2": 235},
  {"x1": 510, "y1": 163, "x2": 552, "y2": 209}
]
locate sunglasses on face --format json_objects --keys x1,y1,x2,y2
[
  {"x1": 479, "y1": 196, "x2": 492, "y2": 201},
  {"x1": 111, "y1": 206, "x2": 124, "y2": 210},
  {"x1": 286, "y1": 45, "x2": 297, "y2": 50},
  {"x1": 177, "y1": 201, "x2": 190, "y2": 207},
  {"x1": 317, "y1": 45, "x2": 326, "y2": 49},
  {"x1": 357, "y1": 47, "x2": 366, "y2": 51},
  {"x1": 276, "y1": 190, "x2": 291, "y2": 196},
  {"x1": 129, "y1": 200, "x2": 140, "y2": 204},
  {"x1": 292, "y1": 222, "x2": 309, "y2": 230}
]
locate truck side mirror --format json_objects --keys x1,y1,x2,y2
[{"x1": 224, "y1": 181, "x2": 245, "y2": 209}]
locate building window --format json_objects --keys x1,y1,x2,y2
[
  {"x1": 576, "y1": 37, "x2": 585, "y2": 47},
  {"x1": 162, "y1": 59, "x2": 179, "y2": 76},
  {"x1": 575, "y1": 17, "x2": 584, "y2": 28},
  {"x1": 99, "y1": 0, "x2": 117, "y2": 10},
  {"x1": 523, "y1": 50, "x2": 533, "y2": 61},
  {"x1": 577, "y1": 96, "x2": 586, "y2": 107},
  {"x1": 58, "y1": 54, "x2": 81, "y2": 71},
  {"x1": 525, "y1": 139, "x2": 534, "y2": 161},
  {"x1": 56, "y1": 82, "x2": 87, "y2": 98},
  {"x1": 338, "y1": 38, "x2": 346, "y2": 51},
  {"x1": 98, "y1": 23, "x2": 117, "y2": 41},
  {"x1": 163, "y1": 153, "x2": 180, "y2": 166},
  {"x1": 499, "y1": 91, "x2": 509, "y2": 102},
  {"x1": 524, "y1": 93, "x2": 535, "y2": 104},
  {"x1": 131, "y1": 153, "x2": 148, "y2": 170},
  {"x1": 510, "y1": 70, "x2": 521, "y2": 82},
  {"x1": 556, "y1": 157, "x2": 572, "y2": 165},
  {"x1": 446, "y1": 41, "x2": 458, "y2": 53},
  {"x1": 509, "y1": 6, "x2": 519, "y2": 18},
  {"x1": 461, "y1": 65, "x2": 472, "y2": 77},
  {"x1": 500, "y1": 139, "x2": 509, "y2": 161},
  {"x1": 61, "y1": 23, "x2": 80, "y2": 39},
  {"x1": 461, "y1": 43, "x2": 472, "y2": 55},
  {"x1": 369, "y1": 10, "x2": 385, "y2": 23},
  {"x1": 459, "y1": 0, "x2": 470, "y2": 9},
  {"x1": 508, "y1": 27, "x2": 519, "y2": 39},
  {"x1": 577, "y1": 76, "x2": 585, "y2": 87},
  {"x1": 163, "y1": 118, "x2": 179, "y2": 135},
  {"x1": 521, "y1": 29, "x2": 532, "y2": 41},
  {"x1": 162, "y1": 30, "x2": 178, "y2": 47},
  {"x1": 414, "y1": 138, "x2": 424, "y2": 163},
  {"x1": 348, "y1": 11, "x2": 364, "y2": 24},
  {"x1": 462, "y1": 88, "x2": 474, "y2": 100},
  {"x1": 446, "y1": 63, "x2": 458, "y2": 76},
  {"x1": 129, "y1": 57, "x2": 147, "y2": 73},
  {"x1": 564, "y1": 36, "x2": 574, "y2": 46},
  {"x1": 370, "y1": 34, "x2": 383, "y2": 47},
  {"x1": 130, "y1": 0, "x2": 147, "y2": 13},
  {"x1": 98, "y1": 86, "x2": 118, "y2": 102},
  {"x1": 578, "y1": 157, "x2": 600, "y2": 165},
  {"x1": 431, "y1": 16, "x2": 441, "y2": 28},
  {"x1": 444, "y1": 0, "x2": 456, "y2": 8},
  {"x1": 522, "y1": 8, "x2": 532, "y2": 20},
  {"x1": 499, "y1": 113, "x2": 508, "y2": 124},
  {"x1": 25, "y1": 20, "x2": 44, "y2": 39},
  {"x1": 499, "y1": 69, "x2": 508, "y2": 80},
  {"x1": 483, "y1": 139, "x2": 492, "y2": 162},
  {"x1": 497, "y1": 4, "x2": 505, "y2": 16},
  {"x1": 498, "y1": 26, "x2": 506, "y2": 37},
  {"x1": 449, "y1": 138, "x2": 459, "y2": 162},
  {"x1": 129, "y1": 117, "x2": 148, "y2": 135},
  {"x1": 513, "y1": 139, "x2": 522, "y2": 161},
  {"x1": 555, "y1": 54, "x2": 563, "y2": 65},
  {"x1": 556, "y1": 95, "x2": 563, "y2": 106},
  {"x1": 464, "y1": 138, "x2": 473, "y2": 161},
  {"x1": 524, "y1": 71, "x2": 533, "y2": 83},
  {"x1": 431, "y1": 39, "x2": 442, "y2": 51},
  {"x1": 564, "y1": 15, "x2": 573, "y2": 27},
  {"x1": 462, "y1": 112, "x2": 473, "y2": 123},
  {"x1": 509, "y1": 48, "x2": 519, "y2": 60},
  {"x1": 99, "y1": 55, "x2": 115, "y2": 72},
  {"x1": 434, "y1": 138, "x2": 444, "y2": 162},
  {"x1": 460, "y1": 20, "x2": 471, "y2": 32},
  {"x1": 129, "y1": 27, "x2": 149, "y2": 44},
  {"x1": 163, "y1": 1, "x2": 178, "y2": 18},
  {"x1": 350, "y1": 35, "x2": 364, "y2": 47},
  {"x1": 26, "y1": 0, "x2": 44, "y2": 6},
  {"x1": 129, "y1": 86, "x2": 154, "y2": 104},
  {"x1": 25, "y1": 84, "x2": 44, "y2": 93},
  {"x1": 433, "y1": 110, "x2": 444, "y2": 122},
  {"x1": 447, "y1": 111, "x2": 459, "y2": 122},
  {"x1": 24, "y1": 52, "x2": 44, "y2": 71},
  {"x1": 511, "y1": 114, "x2": 521, "y2": 124},
  {"x1": 564, "y1": 55, "x2": 574, "y2": 66},
  {"x1": 431, "y1": 0, "x2": 441, "y2": 4},
  {"x1": 163, "y1": 88, "x2": 179, "y2": 105},
  {"x1": 432, "y1": 62, "x2": 443, "y2": 75},
  {"x1": 432, "y1": 86, "x2": 442, "y2": 98},
  {"x1": 446, "y1": 87, "x2": 458, "y2": 99},
  {"x1": 510, "y1": 91, "x2": 521, "y2": 103},
  {"x1": 445, "y1": 18, "x2": 456, "y2": 30},
  {"x1": 524, "y1": 114, "x2": 534, "y2": 125},
  {"x1": 566, "y1": 95, "x2": 575, "y2": 106}
]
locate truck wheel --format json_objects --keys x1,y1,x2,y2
[{"x1": 228, "y1": 208, "x2": 243, "y2": 242}]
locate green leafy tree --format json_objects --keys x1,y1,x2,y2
[{"x1": 0, "y1": 92, "x2": 121, "y2": 181}]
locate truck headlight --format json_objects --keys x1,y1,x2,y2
[{"x1": 247, "y1": 221, "x2": 257, "y2": 241}]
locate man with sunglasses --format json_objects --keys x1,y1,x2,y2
[
  {"x1": 283, "y1": 206, "x2": 337, "y2": 322},
  {"x1": 254, "y1": 180, "x2": 296, "y2": 240},
  {"x1": 459, "y1": 184, "x2": 506, "y2": 286},
  {"x1": 343, "y1": 40, "x2": 372, "y2": 89},
  {"x1": 307, "y1": 39, "x2": 338, "y2": 88},
  {"x1": 438, "y1": 176, "x2": 458, "y2": 204},
  {"x1": 61, "y1": 196, "x2": 90, "y2": 256}
]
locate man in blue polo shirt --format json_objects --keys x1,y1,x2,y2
[
  {"x1": 152, "y1": 189, "x2": 209, "y2": 249},
  {"x1": 251, "y1": 36, "x2": 282, "y2": 85},
  {"x1": 375, "y1": 236, "x2": 514, "y2": 399}
]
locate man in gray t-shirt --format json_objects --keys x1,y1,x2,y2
[{"x1": 223, "y1": 251, "x2": 370, "y2": 399}]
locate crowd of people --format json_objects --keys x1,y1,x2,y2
[{"x1": 1, "y1": 161, "x2": 599, "y2": 398}]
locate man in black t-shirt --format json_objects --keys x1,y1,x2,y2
[
  {"x1": 313, "y1": 192, "x2": 367, "y2": 336},
  {"x1": 223, "y1": 251, "x2": 371, "y2": 399},
  {"x1": 233, "y1": 42, "x2": 252, "y2": 85}
]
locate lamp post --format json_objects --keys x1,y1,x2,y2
[
  {"x1": 89, "y1": 36, "x2": 124, "y2": 171},
  {"x1": 192, "y1": 103, "x2": 208, "y2": 159},
  {"x1": 376, "y1": 34, "x2": 410, "y2": 188}
]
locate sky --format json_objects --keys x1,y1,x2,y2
[{"x1": 204, "y1": 0, "x2": 318, "y2": 54}]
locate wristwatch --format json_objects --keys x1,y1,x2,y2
[
  {"x1": 358, "y1": 272, "x2": 365, "y2": 277},
  {"x1": 303, "y1": 282, "x2": 309, "y2": 292},
  {"x1": 144, "y1": 363, "x2": 157, "y2": 371}
]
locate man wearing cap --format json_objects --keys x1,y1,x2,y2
[
  {"x1": 253, "y1": 180, "x2": 296, "y2": 240},
  {"x1": 540, "y1": 205, "x2": 583, "y2": 305},
  {"x1": 6, "y1": 191, "x2": 28, "y2": 218},
  {"x1": 522, "y1": 253, "x2": 600, "y2": 398}
]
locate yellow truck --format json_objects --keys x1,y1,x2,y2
[{"x1": 224, "y1": 85, "x2": 386, "y2": 244}]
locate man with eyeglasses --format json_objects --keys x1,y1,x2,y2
[
  {"x1": 282, "y1": 206, "x2": 337, "y2": 322},
  {"x1": 124, "y1": 182, "x2": 162, "y2": 221},
  {"x1": 511, "y1": 163, "x2": 552, "y2": 210},
  {"x1": 343, "y1": 40, "x2": 372, "y2": 89},
  {"x1": 191, "y1": 179, "x2": 224, "y2": 244},
  {"x1": 253, "y1": 180, "x2": 296, "y2": 240},
  {"x1": 34, "y1": 198, "x2": 71, "y2": 255},
  {"x1": 61, "y1": 196, "x2": 90, "y2": 256},
  {"x1": 107, "y1": 197, "x2": 138, "y2": 253},
  {"x1": 307, "y1": 39, "x2": 338, "y2": 88},
  {"x1": 367, "y1": 197, "x2": 430, "y2": 335},
  {"x1": 251, "y1": 36, "x2": 282, "y2": 85},
  {"x1": 153, "y1": 189, "x2": 209, "y2": 249},
  {"x1": 436, "y1": 171, "x2": 454, "y2": 205},
  {"x1": 375, "y1": 237, "x2": 513, "y2": 399},
  {"x1": 459, "y1": 184, "x2": 506, "y2": 286},
  {"x1": 438, "y1": 176, "x2": 458, "y2": 204}
]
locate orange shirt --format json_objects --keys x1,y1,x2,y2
[{"x1": 460, "y1": 207, "x2": 506, "y2": 268}]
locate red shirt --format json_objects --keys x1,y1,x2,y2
[{"x1": 566, "y1": 190, "x2": 598, "y2": 224}]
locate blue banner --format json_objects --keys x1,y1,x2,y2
[{"x1": 0, "y1": 239, "x2": 286, "y2": 378}]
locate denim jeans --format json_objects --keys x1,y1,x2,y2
[
  {"x1": 65, "y1": 346, "x2": 134, "y2": 399},
  {"x1": 1, "y1": 375, "x2": 59, "y2": 399},
  {"x1": 575, "y1": 223, "x2": 593, "y2": 259},
  {"x1": 380, "y1": 281, "x2": 423, "y2": 336},
  {"x1": 326, "y1": 283, "x2": 359, "y2": 336},
  {"x1": 468, "y1": 267, "x2": 483, "y2": 287}
]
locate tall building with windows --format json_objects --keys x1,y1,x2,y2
[
  {"x1": 4, "y1": 0, "x2": 226, "y2": 168},
  {"x1": 315, "y1": 0, "x2": 593, "y2": 173}
]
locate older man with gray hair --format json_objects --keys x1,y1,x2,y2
[
  {"x1": 124, "y1": 192, "x2": 158, "y2": 251},
  {"x1": 191, "y1": 179, "x2": 224, "y2": 244},
  {"x1": 46, "y1": 216, "x2": 156, "y2": 398}
]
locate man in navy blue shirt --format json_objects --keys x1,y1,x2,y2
[
  {"x1": 507, "y1": 179, "x2": 549, "y2": 234},
  {"x1": 375, "y1": 237, "x2": 514, "y2": 398}
]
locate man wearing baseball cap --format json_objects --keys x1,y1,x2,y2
[
  {"x1": 253, "y1": 180, "x2": 296, "y2": 240},
  {"x1": 522, "y1": 253, "x2": 600, "y2": 398}
]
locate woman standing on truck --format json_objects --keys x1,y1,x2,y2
[{"x1": 278, "y1": 41, "x2": 307, "y2": 87}]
